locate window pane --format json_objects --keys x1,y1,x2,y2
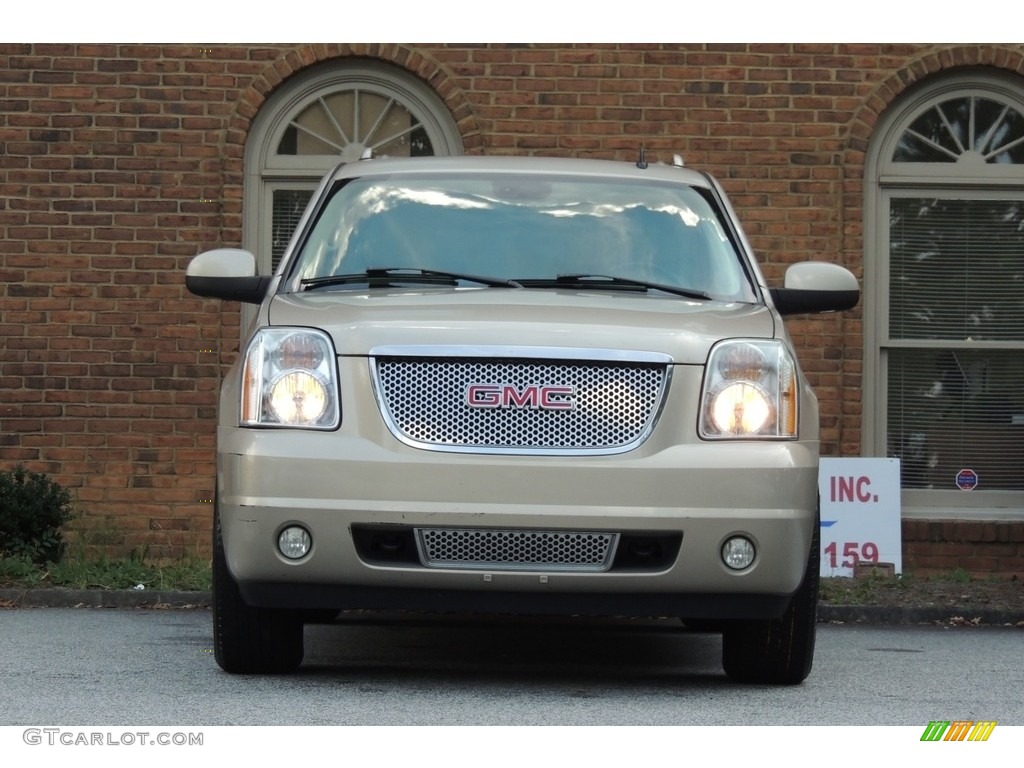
[
  {"x1": 323, "y1": 91, "x2": 356, "y2": 144},
  {"x1": 888, "y1": 349, "x2": 1024, "y2": 491},
  {"x1": 895, "y1": 101, "x2": 965, "y2": 161},
  {"x1": 893, "y1": 95, "x2": 1024, "y2": 164},
  {"x1": 357, "y1": 92, "x2": 393, "y2": 146},
  {"x1": 893, "y1": 132, "x2": 957, "y2": 163},
  {"x1": 889, "y1": 197, "x2": 1024, "y2": 341},
  {"x1": 288, "y1": 99, "x2": 343, "y2": 155},
  {"x1": 275, "y1": 90, "x2": 432, "y2": 159},
  {"x1": 272, "y1": 189, "x2": 314, "y2": 272},
  {"x1": 989, "y1": 106, "x2": 1024, "y2": 163}
]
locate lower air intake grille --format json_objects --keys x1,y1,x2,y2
[{"x1": 416, "y1": 528, "x2": 619, "y2": 572}]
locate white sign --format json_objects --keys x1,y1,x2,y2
[{"x1": 817, "y1": 457, "x2": 902, "y2": 577}]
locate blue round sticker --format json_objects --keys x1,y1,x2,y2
[{"x1": 956, "y1": 469, "x2": 979, "y2": 491}]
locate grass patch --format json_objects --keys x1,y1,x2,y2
[
  {"x1": 819, "y1": 571, "x2": 913, "y2": 604},
  {"x1": 0, "y1": 551, "x2": 211, "y2": 592},
  {"x1": 819, "y1": 568, "x2": 1013, "y2": 608}
]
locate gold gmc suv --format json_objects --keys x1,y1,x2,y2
[{"x1": 187, "y1": 155, "x2": 858, "y2": 683}]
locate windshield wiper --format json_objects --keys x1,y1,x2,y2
[
  {"x1": 301, "y1": 268, "x2": 522, "y2": 291},
  {"x1": 518, "y1": 274, "x2": 713, "y2": 301}
]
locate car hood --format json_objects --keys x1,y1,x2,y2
[{"x1": 266, "y1": 288, "x2": 777, "y2": 365}]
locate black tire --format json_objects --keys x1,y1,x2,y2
[
  {"x1": 212, "y1": 508, "x2": 305, "y2": 674},
  {"x1": 721, "y1": 516, "x2": 819, "y2": 685}
]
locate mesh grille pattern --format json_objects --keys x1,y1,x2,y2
[
  {"x1": 416, "y1": 528, "x2": 618, "y2": 571},
  {"x1": 374, "y1": 356, "x2": 667, "y2": 452}
]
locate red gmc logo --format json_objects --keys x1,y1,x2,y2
[{"x1": 466, "y1": 384, "x2": 575, "y2": 410}]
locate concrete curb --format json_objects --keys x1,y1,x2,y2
[
  {"x1": 2, "y1": 589, "x2": 1021, "y2": 626},
  {"x1": 817, "y1": 604, "x2": 1024, "y2": 627},
  {"x1": 0, "y1": 588, "x2": 211, "y2": 609}
]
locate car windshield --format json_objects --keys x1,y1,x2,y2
[{"x1": 287, "y1": 173, "x2": 756, "y2": 301}]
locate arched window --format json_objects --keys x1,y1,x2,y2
[
  {"x1": 244, "y1": 60, "x2": 463, "y2": 274},
  {"x1": 892, "y1": 93, "x2": 1024, "y2": 165},
  {"x1": 865, "y1": 70, "x2": 1024, "y2": 518}
]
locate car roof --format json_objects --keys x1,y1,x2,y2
[{"x1": 330, "y1": 154, "x2": 714, "y2": 188}]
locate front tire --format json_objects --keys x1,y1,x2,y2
[
  {"x1": 212, "y1": 508, "x2": 304, "y2": 674},
  {"x1": 721, "y1": 516, "x2": 819, "y2": 685}
]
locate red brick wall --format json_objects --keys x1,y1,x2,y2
[
  {"x1": 1, "y1": 43, "x2": 1022, "y2": 563},
  {"x1": 903, "y1": 521, "x2": 1024, "y2": 581}
]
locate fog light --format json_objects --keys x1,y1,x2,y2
[
  {"x1": 722, "y1": 536, "x2": 756, "y2": 570},
  {"x1": 278, "y1": 526, "x2": 312, "y2": 560}
]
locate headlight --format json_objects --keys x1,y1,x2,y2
[
  {"x1": 241, "y1": 328, "x2": 340, "y2": 429},
  {"x1": 699, "y1": 340, "x2": 797, "y2": 439}
]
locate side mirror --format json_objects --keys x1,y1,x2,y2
[
  {"x1": 769, "y1": 262, "x2": 860, "y2": 315},
  {"x1": 185, "y1": 249, "x2": 271, "y2": 304}
]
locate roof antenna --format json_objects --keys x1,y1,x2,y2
[{"x1": 636, "y1": 145, "x2": 648, "y2": 169}]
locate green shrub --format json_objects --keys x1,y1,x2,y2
[
  {"x1": 0, "y1": 553, "x2": 43, "y2": 586},
  {"x1": 0, "y1": 465, "x2": 74, "y2": 565}
]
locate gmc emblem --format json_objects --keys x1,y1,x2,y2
[{"x1": 466, "y1": 384, "x2": 575, "y2": 410}]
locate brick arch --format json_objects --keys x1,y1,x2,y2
[
  {"x1": 846, "y1": 44, "x2": 1024, "y2": 161},
  {"x1": 222, "y1": 44, "x2": 482, "y2": 177}
]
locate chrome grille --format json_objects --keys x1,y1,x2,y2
[
  {"x1": 416, "y1": 528, "x2": 619, "y2": 571},
  {"x1": 372, "y1": 351, "x2": 669, "y2": 454}
]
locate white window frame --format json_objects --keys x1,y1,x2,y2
[
  {"x1": 864, "y1": 70, "x2": 1024, "y2": 520},
  {"x1": 243, "y1": 60, "x2": 463, "y2": 277}
]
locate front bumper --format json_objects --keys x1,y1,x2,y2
[{"x1": 217, "y1": 426, "x2": 819, "y2": 619}]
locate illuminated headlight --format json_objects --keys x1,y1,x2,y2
[
  {"x1": 707, "y1": 381, "x2": 772, "y2": 434},
  {"x1": 699, "y1": 340, "x2": 797, "y2": 439},
  {"x1": 241, "y1": 328, "x2": 340, "y2": 429},
  {"x1": 268, "y1": 370, "x2": 329, "y2": 424}
]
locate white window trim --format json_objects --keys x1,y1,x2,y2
[
  {"x1": 243, "y1": 60, "x2": 463, "y2": 276},
  {"x1": 864, "y1": 70, "x2": 1024, "y2": 521}
]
